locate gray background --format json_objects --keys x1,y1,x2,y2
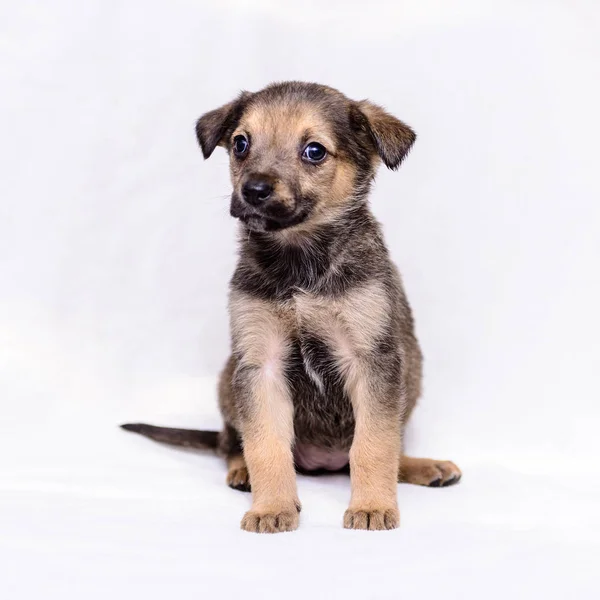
[{"x1": 1, "y1": 2, "x2": 599, "y2": 597}]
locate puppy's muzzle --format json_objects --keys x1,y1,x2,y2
[{"x1": 231, "y1": 172, "x2": 310, "y2": 232}]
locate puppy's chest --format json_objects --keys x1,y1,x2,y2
[
  {"x1": 288, "y1": 293, "x2": 343, "y2": 392},
  {"x1": 231, "y1": 283, "x2": 390, "y2": 448},
  {"x1": 286, "y1": 292, "x2": 356, "y2": 449},
  {"x1": 283, "y1": 286, "x2": 384, "y2": 395},
  {"x1": 287, "y1": 283, "x2": 388, "y2": 359},
  {"x1": 232, "y1": 281, "x2": 389, "y2": 379}
]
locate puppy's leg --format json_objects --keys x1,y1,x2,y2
[
  {"x1": 399, "y1": 456, "x2": 462, "y2": 487},
  {"x1": 235, "y1": 364, "x2": 299, "y2": 534},
  {"x1": 230, "y1": 293, "x2": 299, "y2": 533},
  {"x1": 344, "y1": 376, "x2": 402, "y2": 531}
]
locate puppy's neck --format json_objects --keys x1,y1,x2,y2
[
  {"x1": 242, "y1": 202, "x2": 367, "y2": 263},
  {"x1": 234, "y1": 202, "x2": 385, "y2": 299}
]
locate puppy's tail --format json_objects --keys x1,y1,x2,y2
[{"x1": 120, "y1": 423, "x2": 219, "y2": 450}]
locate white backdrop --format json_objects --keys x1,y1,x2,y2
[{"x1": 2, "y1": 1, "x2": 599, "y2": 598}]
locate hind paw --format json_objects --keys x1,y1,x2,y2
[{"x1": 399, "y1": 457, "x2": 462, "y2": 487}]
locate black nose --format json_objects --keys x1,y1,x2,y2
[{"x1": 242, "y1": 177, "x2": 273, "y2": 206}]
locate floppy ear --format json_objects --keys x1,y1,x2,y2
[
  {"x1": 356, "y1": 100, "x2": 416, "y2": 170},
  {"x1": 195, "y1": 91, "x2": 251, "y2": 159}
]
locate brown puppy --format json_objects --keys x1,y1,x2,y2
[{"x1": 122, "y1": 82, "x2": 461, "y2": 533}]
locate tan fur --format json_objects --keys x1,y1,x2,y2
[
  {"x1": 285, "y1": 158, "x2": 359, "y2": 235},
  {"x1": 240, "y1": 100, "x2": 337, "y2": 147},
  {"x1": 226, "y1": 454, "x2": 250, "y2": 490},
  {"x1": 344, "y1": 379, "x2": 402, "y2": 530},
  {"x1": 335, "y1": 285, "x2": 403, "y2": 531},
  {"x1": 327, "y1": 160, "x2": 359, "y2": 207},
  {"x1": 229, "y1": 292, "x2": 293, "y2": 369},
  {"x1": 230, "y1": 100, "x2": 354, "y2": 224},
  {"x1": 399, "y1": 456, "x2": 462, "y2": 487},
  {"x1": 229, "y1": 291, "x2": 300, "y2": 532},
  {"x1": 237, "y1": 385, "x2": 299, "y2": 532},
  {"x1": 241, "y1": 427, "x2": 299, "y2": 533},
  {"x1": 294, "y1": 281, "x2": 390, "y2": 356}
]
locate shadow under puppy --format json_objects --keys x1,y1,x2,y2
[{"x1": 122, "y1": 81, "x2": 461, "y2": 533}]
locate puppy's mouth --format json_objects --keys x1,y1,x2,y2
[{"x1": 230, "y1": 194, "x2": 310, "y2": 232}]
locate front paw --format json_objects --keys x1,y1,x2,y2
[
  {"x1": 343, "y1": 506, "x2": 399, "y2": 531},
  {"x1": 241, "y1": 505, "x2": 300, "y2": 534}
]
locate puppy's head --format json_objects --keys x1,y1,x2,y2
[{"x1": 196, "y1": 82, "x2": 415, "y2": 232}]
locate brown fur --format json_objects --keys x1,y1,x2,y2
[
  {"x1": 225, "y1": 454, "x2": 250, "y2": 491},
  {"x1": 122, "y1": 81, "x2": 461, "y2": 533}
]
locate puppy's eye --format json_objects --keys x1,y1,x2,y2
[
  {"x1": 233, "y1": 135, "x2": 249, "y2": 157},
  {"x1": 302, "y1": 142, "x2": 327, "y2": 163}
]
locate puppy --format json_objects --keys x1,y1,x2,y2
[{"x1": 122, "y1": 81, "x2": 461, "y2": 533}]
